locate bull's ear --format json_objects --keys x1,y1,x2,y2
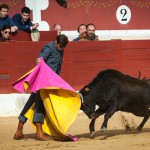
[{"x1": 85, "y1": 87, "x2": 90, "y2": 92}]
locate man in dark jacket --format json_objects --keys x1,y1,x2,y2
[
  {"x1": 0, "y1": 4, "x2": 18, "y2": 32},
  {"x1": 14, "y1": 34, "x2": 69, "y2": 141},
  {"x1": 85, "y1": 23, "x2": 99, "y2": 41},
  {"x1": 12, "y1": 6, "x2": 39, "y2": 31}
]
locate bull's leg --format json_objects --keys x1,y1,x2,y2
[
  {"x1": 89, "y1": 119, "x2": 96, "y2": 138},
  {"x1": 137, "y1": 112, "x2": 150, "y2": 131},
  {"x1": 101, "y1": 101, "x2": 117, "y2": 131},
  {"x1": 90, "y1": 107, "x2": 106, "y2": 119},
  {"x1": 89, "y1": 108, "x2": 105, "y2": 138}
]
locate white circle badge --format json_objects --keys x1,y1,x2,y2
[{"x1": 116, "y1": 5, "x2": 131, "y2": 24}]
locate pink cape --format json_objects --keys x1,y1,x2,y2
[{"x1": 12, "y1": 58, "x2": 75, "y2": 93}]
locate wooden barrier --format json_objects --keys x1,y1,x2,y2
[
  {"x1": 0, "y1": 42, "x2": 12, "y2": 93},
  {"x1": 120, "y1": 40, "x2": 150, "y2": 77},
  {"x1": 0, "y1": 40, "x2": 150, "y2": 93},
  {"x1": 10, "y1": 31, "x2": 57, "y2": 41},
  {"x1": 61, "y1": 41, "x2": 117, "y2": 89}
]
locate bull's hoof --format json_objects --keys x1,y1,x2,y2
[
  {"x1": 100, "y1": 127, "x2": 107, "y2": 132},
  {"x1": 136, "y1": 127, "x2": 142, "y2": 132},
  {"x1": 90, "y1": 131, "x2": 95, "y2": 138}
]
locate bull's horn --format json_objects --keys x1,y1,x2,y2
[{"x1": 78, "y1": 93, "x2": 84, "y2": 103}]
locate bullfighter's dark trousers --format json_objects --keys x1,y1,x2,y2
[{"x1": 18, "y1": 91, "x2": 45, "y2": 124}]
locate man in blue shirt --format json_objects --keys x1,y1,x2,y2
[
  {"x1": 14, "y1": 34, "x2": 69, "y2": 141},
  {"x1": 12, "y1": 6, "x2": 39, "y2": 31},
  {"x1": 0, "y1": 4, "x2": 18, "y2": 32}
]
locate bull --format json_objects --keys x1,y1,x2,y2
[{"x1": 78, "y1": 69, "x2": 150, "y2": 137}]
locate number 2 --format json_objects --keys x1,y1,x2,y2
[{"x1": 120, "y1": 9, "x2": 127, "y2": 21}]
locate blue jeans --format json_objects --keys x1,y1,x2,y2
[{"x1": 18, "y1": 91, "x2": 45, "y2": 124}]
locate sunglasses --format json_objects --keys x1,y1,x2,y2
[{"x1": 4, "y1": 31, "x2": 11, "y2": 34}]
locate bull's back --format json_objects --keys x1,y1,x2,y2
[
  {"x1": 115, "y1": 83, "x2": 150, "y2": 117},
  {"x1": 95, "y1": 70, "x2": 150, "y2": 116}
]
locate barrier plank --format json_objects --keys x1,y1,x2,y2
[
  {"x1": 0, "y1": 42, "x2": 12, "y2": 93},
  {"x1": 1, "y1": 40, "x2": 150, "y2": 93},
  {"x1": 62, "y1": 41, "x2": 117, "y2": 89},
  {"x1": 10, "y1": 31, "x2": 57, "y2": 41}
]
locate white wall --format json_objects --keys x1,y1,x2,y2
[
  {"x1": 0, "y1": 94, "x2": 29, "y2": 117},
  {"x1": 0, "y1": 94, "x2": 82, "y2": 117}
]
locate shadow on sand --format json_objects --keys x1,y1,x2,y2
[
  {"x1": 23, "y1": 128, "x2": 150, "y2": 141},
  {"x1": 73, "y1": 128, "x2": 150, "y2": 140}
]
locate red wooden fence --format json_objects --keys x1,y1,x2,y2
[
  {"x1": 0, "y1": 40, "x2": 150, "y2": 93},
  {"x1": 10, "y1": 31, "x2": 57, "y2": 41}
]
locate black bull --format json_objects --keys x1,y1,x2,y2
[{"x1": 78, "y1": 69, "x2": 150, "y2": 137}]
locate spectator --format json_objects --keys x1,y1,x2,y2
[
  {"x1": 0, "y1": 4, "x2": 18, "y2": 32},
  {"x1": 0, "y1": 24, "x2": 11, "y2": 42},
  {"x1": 12, "y1": 6, "x2": 39, "y2": 31},
  {"x1": 86, "y1": 23, "x2": 99, "y2": 41},
  {"x1": 73, "y1": 24, "x2": 87, "y2": 41},
  {"x1": 53, "y1": 24, "x2": 62, "y2": 35}
]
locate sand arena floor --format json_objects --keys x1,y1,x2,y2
[{"x1": 0, "y1": 112, "x2": 150, "y2": 150}]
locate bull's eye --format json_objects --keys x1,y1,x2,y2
[{"x1": 85, "y1": 87, "x2": 90, "y2": 92}]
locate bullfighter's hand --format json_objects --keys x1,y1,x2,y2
[{"x1": 36, "y1": 58, "x2": 41, "y2": 64}]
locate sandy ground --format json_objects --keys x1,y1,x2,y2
[{"x1": 0, "y1": 112, "x2": 150, "y2": 150}]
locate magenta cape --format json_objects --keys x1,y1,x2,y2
[
  {"x1": 12, "y1": 58, "x2": 81, "y2": 141},
  {"x1": 12, "y1": 58, "x2": 75, "y2": 93}
]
